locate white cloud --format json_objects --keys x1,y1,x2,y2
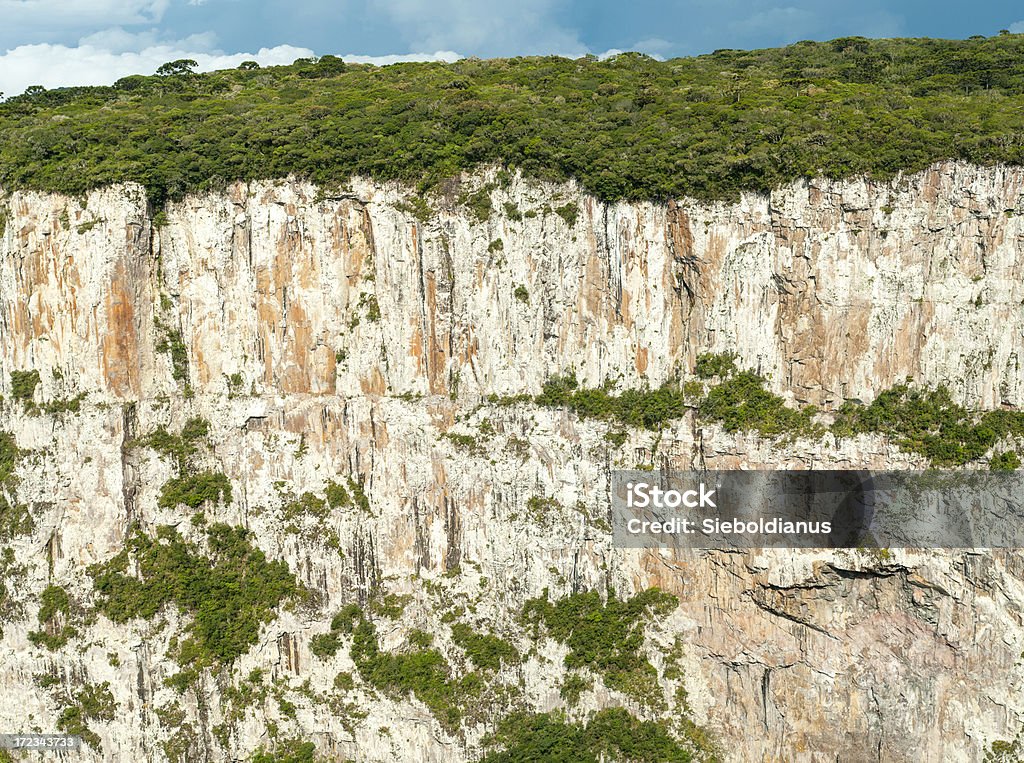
[
  {"x1": 0, "y1": 34, "x2": 466, "y2": 97},
  {"x1": 0, "y1": 0, "x2": 170, "y2": 40},
  {"x1": 368, "y1": 0, "x2": 588, "y2": 57},
  {"x1": 632, "y1": 38, "x2": 673, "y2": 55},
  {"x1": 78, "y1": 27, "x2": 218, "y2": 53},
  {"x1": 0, "y1": 41, "x2": 314, "y2": 97},
  {"x1": 335, "y1": 51, "x2": 462, "y2": 65},
  {"x1": 1010, "y1": 20, "x2": 1024, "y2": 34}
]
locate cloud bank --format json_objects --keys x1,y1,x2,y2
[
  {"x1": 0, "y1": 40, "x2": 462, "y2": 98},
  {"x1": 0, "y1": 42, "x2": 314, "y2": 97}
]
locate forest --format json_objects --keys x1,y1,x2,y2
[{"x1": 1, "y1": 34, "x2": 1024, "y2": 205}]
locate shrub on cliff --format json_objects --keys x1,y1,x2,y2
[
  {"x1": 90, "y1": 524, "x2": 298, "y2": 672},
  {"x1": 482, "y1": 708, "x2": 698, "y2": 763},
  {"x1": 9, "y1": 370, "x2": 39, "y2": 404},
  {"x1": 521, "y1": 587, "x2": 677, "y2": 706},
  {"x1": 832, "y1": 384, "x2": 1024, "y2": 466}
]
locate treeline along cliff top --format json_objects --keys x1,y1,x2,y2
[{"x1": 3, "y1": 34, "x2": 1024, "y2": 206}]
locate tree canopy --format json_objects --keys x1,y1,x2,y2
[{"x1": 2, "y1": 35, "x2": 1024, "y2": 205}]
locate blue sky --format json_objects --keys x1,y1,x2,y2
[{"x1": 2, "y1": 0, "x2": 1023, "y2": 96}]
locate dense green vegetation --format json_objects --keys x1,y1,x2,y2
[
  {"x1": 694, "y1": 352, "x2": 739, "y2": 379},
  {"x1": 530, "y1": 355, "x2": 1024, "y2": 467},
  {"x1": 530, "y1": 363, "x2": 815, "y2": 439},
  {"x1": 522, "y1": 588, "x2": 677, "y2": 705},
  {"x1": 450, "y1": 623, "x2": 519, "y2": 671},
  {"x1": 309, "y1": 604, "x2": 361, "y2": 659},
  {"x1": 136, "y1": 417, "x2": 235, "y2": 509},
  {"x1": 158, "y1": 470, "x2": 233, "y2": 509},
  {"x1": 350, "y1": 614, "x2": 477, "y2": 730},
  {"x1": 250, "y1": 740, "x2": 321, "y2": 763},
  {"x1": 9, "y1": 370, "x2": 40, "y2": 403},
  {"x1": 832, "y1": 384, "x2": 1024, "y2": 466},
  {"x1": 8, "y1": 369, "x2": 86, "y2": 415},
  {"x1": 139, "y1": 417, "x2": 210, "y2": 472},
  {"x1": 27, "y1": 584, "x2": 78, "y2": 650},
  {"x1": 481, "y1": 708, "x2": 696, "y2": 763},
  {"x1": 6, "y1": 36, "x2": 1024, "y2": 205},
  {"x1": 700, "y1": 370, "x2": 821, "y2": 439},
  {"x1": 534, "y1": 373, "x2": 690, "y2": 430},
  {"x1": 0, "y1": 431, "x2": 30, "y2": 541},
  {"x1": 90, "y1": 524, "x2": 298, "y2": 675},
  {"x1": 155, "y1": 322, "x2": 189, "y2": 387}
]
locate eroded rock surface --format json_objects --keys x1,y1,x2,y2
[{"x1": 0, "y1": 163, "x2": 1022, "y2": 762}]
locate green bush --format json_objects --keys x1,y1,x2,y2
[
  {"x1": 521, "y1": 588, "x2": 677, "y2": 705},
  {"x1": 280, "y1": 491, "x2": 328, "y2": 521},
  {"x1": 139, "y1": 417, "x2": 210, "y2": 471},
  {"x1": 10, "y1": 370, "x2": 40, "y2": 403},
  {"x1": 465, "y1": 189, "x2": 493, "y2": 222},
  {"x1": 250, "y1": 740, "x2": 320, "y2": 763},
  {"x1": 351, "y1": 616, "x2": 471, "y2": 730},
  {"x1": 991, "y1": 450, "x2": 1021, "y2": 471},
  {"x1": 27, "y1": 584, "x2": 78, "y2": 650},
  {"x1": 325, "y1": 481, "x2": 351, "y2": 509},
  {"x1": 158, "y1": 471, "x2": 232, "y2": 509},
  {"x1": 482, "y1": 708, "x2": 696, "y2": 763},
  {"x1": 450, "y1": 623, "x2": 519, "y2": 671},
  {"x1": 155, "y1": 325, "x2": 189, "y2": 385},
  {"x1": 832, "y1": 384, "x2": 1024, "y2": 466},
  {"x1": 535, "y1": 373, "x2": 689, "y2": 430},
  {"x1": 0, "y1": 431, "x2": 29, "y2": 542},
  {"x1": 90, "y1": 524, "x2": 297, "y2": 669},
  {"x1": 694, "y1": 352, "x2": 738, "y2": 379},
  {"x1": 700, "y1": 370, "x2": 820, "y2": 439},
  {"x1": 310, "y1": 632, "x2": 342, "y2": 659},
  {"x1": 57, "y1": 682, "x2": 116, "y2": 749},
  {"x1": 330, "y1": 603, "x2": 363, "y2": 633},
  {"x1": 309, "y1": 603, "x2": 364, "y2": 659},
  {"x1": 554, "y1": 203, "x2": 579, "y2": 226},
  {"x1": 559, "y1": 673, "x2": 592, "y2": 707}
]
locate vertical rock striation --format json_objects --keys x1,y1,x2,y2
[{"x1": 0, "y1": 161, "x2": 1022, "y2": 761}]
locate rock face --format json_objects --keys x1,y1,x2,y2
[{"x1": 0, "y1": 161, "x2": 1023, "y2": 762}]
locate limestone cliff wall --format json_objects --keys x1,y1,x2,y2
[{"x1": 0, "y1": 163, "x2": 1022, "y2": 762}]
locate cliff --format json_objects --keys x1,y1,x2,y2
[{"x1": 0, "y1": 161, "x2": 1022, "y2": 761}]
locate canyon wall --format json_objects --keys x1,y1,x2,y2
[{"x1": 0, "y1": 162, "x2": 1022, "y2": 761}]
